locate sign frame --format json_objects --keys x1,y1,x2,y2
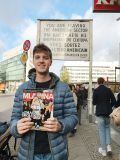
[{"x1": 37, "y1": 19, "x2": 93, "y2": 61}]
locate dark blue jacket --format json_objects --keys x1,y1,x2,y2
[
  {"x1": 10, "y1": 72, "x2": 78, "y2": 160},
  {"x1": 93, "y1": 85, "x2": 116, "y2": 116}
]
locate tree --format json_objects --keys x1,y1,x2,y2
[{"x1": 60, "y1": 66, "x2": 70, "y2": 83}]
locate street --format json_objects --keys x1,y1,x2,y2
[{"x1": 0, "y1": 94, "x2": 14, "y2": 122}]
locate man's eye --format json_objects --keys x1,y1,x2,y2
[
  {"x1": 35, "y1": 56, "x2": 40, "y2": 59},
  {"x1": 34, "y1": 56, "x2": 49, "y2": 60},
  {"x1": 44, "y1": 57, "x2": 49, "y2": 59}
]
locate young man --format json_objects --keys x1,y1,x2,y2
[
  {"x1": 93, "y1": 77, "x2": 116, "y2": 157},
  {"x1": 10, "y1": 43, "x2": 78, "y2": 160}
]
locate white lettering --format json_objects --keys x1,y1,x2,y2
[
  {"x1": 96, "y1": 0, "x2": 109, "y2": 5},
  {"x1": 96, "y1": 0, "x2": 118, "y2": 5},
  {"x1": 23, "y1": 93, "x2": 30, "y2": 99}
]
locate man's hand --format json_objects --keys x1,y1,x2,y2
[
  {"x1": 43, "y1": 117, "x2": 62, "y2": 132},
  {"x1": 17, "y1": 118, "x2": 34, "y2": 134}
]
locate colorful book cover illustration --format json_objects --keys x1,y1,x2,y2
[{"x1": 22, "y1": 89, "x2": 54, "y2": 131}]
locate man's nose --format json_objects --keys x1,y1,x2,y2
[{"x1": 39, "y1": 57, "x2": 44, "y2": 62}]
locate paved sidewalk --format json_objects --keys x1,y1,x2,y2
[
  {"x1": 9, "y1": 109, "x2": 120, "y2": 160},
  {"x1": 68, "y1": 109, "x2": 120, "y2": 160}
]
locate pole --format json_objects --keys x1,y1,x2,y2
[
  {"x1": 88, "y1": 20, "x2": 93, "y2": 123},
  {"x1": 115, "y1": 67, "x2": 116, "y2": 92},
  {"x1": 37, "y1": 20, "x2": 41, "y2": 43},
  {"x1": 116, "y1": 18, "x2": 120, "y2": 82},
  {"x1": 119, "y1": 43, "x2": 120, "y2": 81},
  {"x1": 24, "y1": 63, "x2": 26, "y2": 82}
]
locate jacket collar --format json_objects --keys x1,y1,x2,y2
[{"x1": 28, "y1": 68, "x2": 60, "y2": 88}]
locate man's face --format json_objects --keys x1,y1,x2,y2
[{"x1": 33, "y1": 52, "x2": 52, "y2": 75}]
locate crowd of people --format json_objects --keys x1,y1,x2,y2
[
  {"x1": 7, "y1": 43, "x2": 120, "y2": 159},
  {"x1": 69, "y1": 84, "x2": 88, "y2": 134},
  {"x1": 69, "y1": 78, "x2": 120, "y2": 158},
  {"x1": 68, "y1": 84, "x2": 88, "y2": 136}
]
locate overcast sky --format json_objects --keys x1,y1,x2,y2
[{"x1": 0, "y1": 0, "x2": 120, "y2": 74}]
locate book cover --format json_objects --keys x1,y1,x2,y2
[{"x1": 22, "y1": 89, "x2": 54, "y2": 131}]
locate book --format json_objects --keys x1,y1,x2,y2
[{"x1": 22, "y1": 89, "x2": 54, "y2": 131}]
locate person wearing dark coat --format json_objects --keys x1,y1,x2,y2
[
  {"x1": 76, "y1": 85, "x2": 83, "y2": 125},
  {"x1": 93, "y1": 77, "x2": 116, "y2": 157}
]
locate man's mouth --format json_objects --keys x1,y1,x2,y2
[{"x1": 38, "y1": 65, "x2": 45, "y2": 68}]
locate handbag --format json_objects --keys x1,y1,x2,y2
[{"x1": 110, "y1": 106, "x2": 120, "y2": 126}]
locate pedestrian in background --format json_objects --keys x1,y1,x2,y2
[
  {"x1": 81, "y1": 86, "x2": 88, "y2": 110},
  {"x1": 76, "y1": 84, "x2": 83, "y2": 125},
  {"x1": 114, "y1": 87, "x2": 120, "y2": 108},
  {"x1": 70, "y1": 84, "x2": 77, "y2": 107},
  {"x1": 10, "y1": 43, "x2": 78, "y2": 160},
  {"x1": 69, "y1": 84, "x2": 78, "y2": 136},
  {"x1": 93, "y1": 77, "x2": 116, "y2": 157}
]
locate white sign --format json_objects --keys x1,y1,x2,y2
[{"x1": 37, "y1": 20, "x2": 92, "y2": 61}]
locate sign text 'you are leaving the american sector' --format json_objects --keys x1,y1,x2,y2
[{"x1": 37, "y1": 20, "x2": 92, "y2": 61}]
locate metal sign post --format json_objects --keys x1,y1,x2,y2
[
  {"x1": 119, "y1": 43, "x2": 120, "y2": 81},
  {"x1": 20, "y1": 40, "x2": 31, "y2": 82},
  {"x1": 88, "y1": 21, "x2": 93, "y2": 123},
  {"x1": 20, "y1": 52, "x2": 28, "y2": 82}
]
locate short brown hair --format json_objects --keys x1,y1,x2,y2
[
  {"x1": 97, "y1": 77, "x2": 105, "y2": 85},
  {"x1": 33, "y1": 43, "x2": 52, "y2": 59}
]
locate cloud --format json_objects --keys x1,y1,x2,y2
[
  {"x1": 71, "y1": 14, "x2": 82, "y2": 19},
  {"x1": 1, "y1": 1, "x2": 119, "y2": 75},
  {"x1": 93, "y1": 13, "x2": 120, "y2": 61},
  {"x1": 0, "y1": 0, "x2": 120, "y2": 65},
  {"x1": 16, "y1": 19, "x2": 37, "y2": 49},
  {"x1": 50, "y1": 11, "x2": 66, "y2": 19},
  {"x1": 71, "y1": 7, "x2": 92, "y2": 19},
  {"x1": 0, "y1": 0, "x2": 23, "y2": 26},
  {"x1": 0, "y1": 40, "x2": 5, "y2": 49},
  {"x1": 0, "y1": 0, "x2": 61, "y2": 58},
  {"x1": 0, "y1": 19, "x2": 37, "y2": 60},
  {"x1": 70, "y1": 7, "x2": 120, "y2": 62},
  {"x1": 15, "y1": 18, "x2": 64, "y2": 76},
  {"x1": 84, "y1": 7, "x2": 93, "y2": 19},
  {"x1": 0, "y1": 0, "x2": 54, "y2": 26}
]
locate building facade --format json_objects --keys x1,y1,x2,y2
[
  {"x1": 62, "y1": 61, "x2": 119, "y2": 84},
  {"x1": 0, "y1": 46, "x2": 33, "y2": 93}
]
